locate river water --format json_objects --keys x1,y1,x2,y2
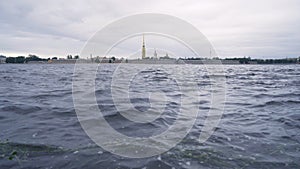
[{"x1": 0, "y1": 64, "x2": 299, "y2": 168}]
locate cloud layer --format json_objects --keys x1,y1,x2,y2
[{"x1": 0, "y1": 0, "x2": 299, "y2": 58}]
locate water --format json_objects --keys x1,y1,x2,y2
[{"x1": 0, "y1": 64, "x2": 299, "y2": 168}]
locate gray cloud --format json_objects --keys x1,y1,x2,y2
[{"x1": 0, "y1": 0, "x2": 299, "y2": 58}]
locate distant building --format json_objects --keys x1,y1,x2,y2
[
  {"x1": 95, "y1": 56, "x2": 111, "y2": 63},
  {"x1": 160, "y1": 53, "x2": 171, "y2": 59},
  {"x1": 0, "y1": 55, "x2": 6, "y2": 63},
  {"x1": 141, "y1": 34, "x2": 146, "y2": 59},
  {"x1": 221, "y1": 60, "x2": 240, "y2": 64},
  {"x1": 154, "y1": 49, "x2": 158, "y2": 59},
  {"x1": 49, "y1": 58, "x2": 76, "y2": 64},
  {"x1": 27, "y1": 61, "x2": 47, "y2": 64}
]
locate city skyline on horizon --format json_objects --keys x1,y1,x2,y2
[{"x1": 1, "y1": 35, "x2": 299, "y2": 60}]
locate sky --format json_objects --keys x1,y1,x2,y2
[{"x1": 0, "y1": 0, "x2": 299, "y2": 59}]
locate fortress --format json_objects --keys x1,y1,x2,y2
[{"x1": 127, "y1": 35, "x2": 178, "y2": 64}]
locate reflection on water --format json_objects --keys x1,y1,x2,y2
[{"x1": 0, "y1": 64, "x2": 299, "y2": 168}]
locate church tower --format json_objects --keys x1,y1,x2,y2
[
  {"x1": 142, "y1": 34, "x2": 146, "y2": 59},
  {"x1": 154, "y1": 49, "x2": 158, "y2": 59}
]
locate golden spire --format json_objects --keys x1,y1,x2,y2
[
  {"x1": 142, "y1": 34, "x2": 146, "y2": 59},
  {"x1": 154, "y1": 48, "x2": 157, "y2": 59}
]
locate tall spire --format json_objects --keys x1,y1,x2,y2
[
  {"x1": 142, "y1": 34, "x2": 146, "y2": 59},
  {"x1": 154, "y1": 48, "x2": 157, "y2": 59}
]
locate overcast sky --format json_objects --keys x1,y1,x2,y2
[{"x1": 0, "y1": 0, "x2": 299, "y2": 59}]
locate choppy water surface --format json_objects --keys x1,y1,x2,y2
[{"x1": 0, "y1": 64, "x2": 299, "y2": 168}]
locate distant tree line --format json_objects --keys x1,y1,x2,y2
[
  {"x1": 4, "y1": 54, "x2": 80, "y2": 63},
  {"x1": 179, "y1": 56, "x2": 300, "y2": 64},
  {"x1": 254, "y1": 58, "x2": 299, "y2": 64},
  {"x1": 66, "y1": 55, "x2": 79, "y2": 59},
  {"x1": 5, "y1": 54, "x2": 48, "y2": 63},
  {"x1": 223, "y1": 57, "x2": 299, "y2": 64}
]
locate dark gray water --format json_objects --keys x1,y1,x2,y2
[{"x1": 0, "y1": 64, "x2": 299, "y2": 169}]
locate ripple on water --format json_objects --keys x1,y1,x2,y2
[{"x1": 0, "y1": 64, "x2": 299, "y2": 168}]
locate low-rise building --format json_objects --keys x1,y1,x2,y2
[
  {"x1": 0, "y1": 55, "x2": 6, "y2": 63},
  {"x1": 221, "y1": 59, "x2": 240, "y2": 64}
]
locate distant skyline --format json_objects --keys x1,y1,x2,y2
[{"x1": 0, "y1": 0, "x2": 299, "y2": 59}]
